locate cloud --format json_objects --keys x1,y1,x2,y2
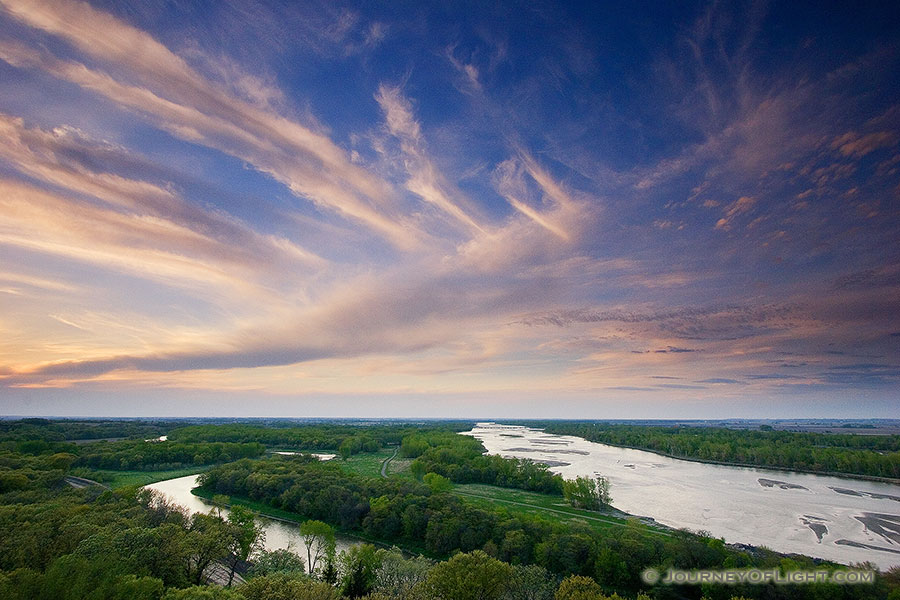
[
  {"x1": 446, "y1": 45, "x2": 482, "y2": 93},
  {"x1": 0, "y1": 113, "x2": 323, "y2": 271},
  {"x1": 375, "y1": 84, "x2": 485, "y2": 233},
  {"x1": 657, "y1": 383, "x2": 706, "y2": 389},
  {"x1": 493, "y1": 157, "x2": 574, "y2": 240},
  {"x1": 832, "y1": 265, "x2": 900, "y2": 290},
  {"x1": 0, "y1": 270, "x2": 78, "y2": 293},
  {"x1": 0, "y1": 0, "x2": 419, "y2": 249},
  {"x1": 830, "y1": 131, "x2": 898, "y2": 159},
  {"x1": 0, "y1": 177, "x2": 284, "y2": 297},
  {"x1": 516, "y1": 304, "x2": 782, "y2": 328},
  {"x1": 714, "y1": 196, "x2": 755, "y2": 230},
  {"x1": 0, "y1": 0, "x2": 896, "y2": 412}
]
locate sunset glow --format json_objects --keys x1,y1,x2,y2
[{"x1": 1, "y1": 0, "x2": 898, "y2": 417}]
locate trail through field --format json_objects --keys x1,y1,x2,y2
[{"x1": 380, "y1": 447, "x2": 399, "y2": 478}]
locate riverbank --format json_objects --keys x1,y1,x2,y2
[
  {"x1": 470, "y1": 424, "x2": 900, "y2": 570},
  {"x1": 569, "y1": 441, "x2": 900, "y2": 485},
  {"x1": 99, "y1": 465, "x2": 216, "y2": 488},
  {"x1": 190, "y1": 485, "x2": 431, "y2": 557}
]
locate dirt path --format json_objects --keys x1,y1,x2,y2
[
  {"x1": 64, "y1": 475, "x2": 110, "y2": 490},
  {"x1": 380, "y1": 447, "x2": 399, "y2": 478}
]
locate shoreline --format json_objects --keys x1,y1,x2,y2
[
  {"x1": 189, "y1": 485, "x2": 427, "y2": 556},
  {"x1": 589, "y1": 443, "x2": 900, "y2": 485},
  {"x1": 525, "y1": 428, "x2": 900, "y2": 485}
]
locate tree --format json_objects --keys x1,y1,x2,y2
[
  {"x1": 339, "y1": 543, "x2": 382, "y2": 598},
  {"x1": 373, "y1": 548, "x2": 433, "y2": 600},
  {"x1": 237, "y1": 573, "x2": 342, "y2": 600},
  {"x1": 554, "y1": 575, "x2": 604, "y2": 600},
  {"x1": 410, "y1": 459, "x2": 427, "y2": 480},
  {"x1": 500, "y1": 530, "x2": 530, "y2": 565},
  {"x1": 504, "y1": 564, "x2": 556, "y2": 600},
  {"x1": 224, "y1": 505, "x2": 265, "y2": 586},
  {"x1": 319, "y1": 550, "x2": 338, "y2": 585},
  {"x1": 163, "y1": 586, "x2": 243, "y2": 599},
  {"x1": 562, "y1": 477, "x2": 610, "y2": 511},
  {"x1": 211, "y1": 495, "x2": 229, "y2": 518},
  {"x1": 110, "y1": 574, "x2": 165, "y2": 600},
  {"x1": 248, "y1": 548, "x2": 306, "y2": 577},
  {"x1": 184, "y1": 513, "x2": 231, "y2": 585},
  {"x1": 423, "y1": 472, "x2": 452, "y2": 493},
  {"x1": 597, "y1": 478, "x2": 611, "y2": 506},
  {"x1": 300, "y1": 520, "x2": 335, "y2": 575},
  {"x1": 339, "y1": 439, "x2": 354, "y2": 460},
  {"x1": 0, "y1": 568, "x2": 44, "y2": 600},
  {"x1": 424, "y1": 550, "x2": 513, "y2": 600},
  {"x1": 400, "y1": 435, "x2": 431, "y2": 458}
]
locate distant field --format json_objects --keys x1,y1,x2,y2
[
  {"x1": 97, "y1": 466, "x2": 211, "y2": 489},
  {"x1": 386, "y1": 455, "x2": 414, "y2": 479},
  {"x1": 452, "y1": 483, "x2": 669, "y2": 536},
  {"x1": 338, "y1": 448, "x2": 410, "y2": 479}
]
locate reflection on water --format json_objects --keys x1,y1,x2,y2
[
  {"x1": 467, "y1": 423, "x2": 900, "y2": 570},
  {"x1": 144, "y1": 475, "x2": 357, "y2": 570}
]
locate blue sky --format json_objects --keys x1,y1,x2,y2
[{"x1": 0, "y1": 0, "x2": 898, "y2": 418}]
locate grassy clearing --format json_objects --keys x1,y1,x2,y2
[
  {"x1": 95, "y1": 466, "x2": 213, "y2": 489},
  {"x1": 452, "y1": 483, "x2": 668, "y2": 536},
  {"x1": 338, "y1": 448, "x2": 399, "y2": 478},
  {"x1": 386, "y1": 456, "x2": 414, "y2": 479}
]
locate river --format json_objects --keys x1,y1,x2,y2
[
  {"x1": 144, "y1": 474, "x2": 357, "y2": 570},
  {"x1": 466, "y1": 423, "x2": 900, "y2": 570}
]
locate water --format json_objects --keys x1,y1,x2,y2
[
  {"x1": 467, "y1": 423, "x2": 900, "y2": 570},
  {"x1": 144, "y1": 474, "x2": 357, "y2": 570}
]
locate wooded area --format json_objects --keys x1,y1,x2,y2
[{"x1": 0, "y1": 418, "x2": 896, "y2": 599}]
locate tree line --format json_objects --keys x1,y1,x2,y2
[
  {"x1": 0, "y1": 421, "x2": 895, "y2": 600},
  {"x1": 168, "y1": 423, "x2": 475, "y2": 458},
  {"x1": 0, "y1": 418, "x2": 175, "y2": 442},
  {"x1": 535, "y1": 422, "x2": 900, "y2": 479},
  {"x1": 198, "y1": 455, "x2": 887, "y2": 599},
  {"x1": 74, "y1": 439, "x2": 266, "y2": 471},
  {"x1": 401, "y1": 431, "x2": 564, "y2": 494}
]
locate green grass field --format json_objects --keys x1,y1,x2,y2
[
  {"x1": 386, "y1": 456, "x2": 414, "y2": 479},
  {"x1": 338, "y1": 448, "x2": 410, "y2": 479},
  {"x1": 452, "y1": 483, "x2": 669, "y2": 537}
]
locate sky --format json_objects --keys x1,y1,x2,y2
[{"x1": 0, "y1": 0, "x2": 898, "y2": 419}]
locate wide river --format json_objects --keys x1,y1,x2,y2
[
  {"x1": 144, "y1": 474, "x2": 357, "y2": 570},
  {"x1": 466, "y1": 423, "x2": 900, "y2": 570}
]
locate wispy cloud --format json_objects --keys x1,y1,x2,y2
[
  {"x1": 375, "y1": 84, "x2": 485, "y2": 234},
  {"x1": 714, "y1": 196, "x2": 755, "y2": 230},
  {"x1": 0, "y1": 0, "x2": 896, "y2": 413},
  {"x1": 0, "y1": 0, "x2": 418, "y2": 248}
]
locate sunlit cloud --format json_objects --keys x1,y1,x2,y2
[
  {"x1": 0, "y1": 0, "x2": 418, "y2": 249},
  {"x1": 0, "y1": 0, "x2": 896, "y2": 415},
  {"x1": 375, "y1": 84, "x2": 485, "y2": 234}
]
